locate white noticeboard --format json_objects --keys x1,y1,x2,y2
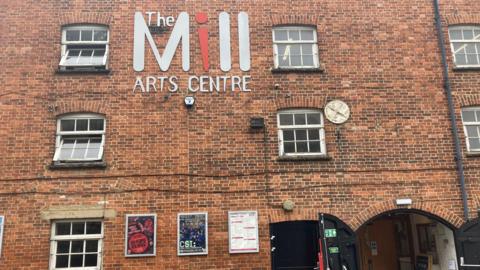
[{"x1": 228, "y1": 211, "x2": 259, "y2": 253}]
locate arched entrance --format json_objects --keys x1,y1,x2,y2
[{"x1": 356, "y1": 209, "x2": 458, "y2": 270}]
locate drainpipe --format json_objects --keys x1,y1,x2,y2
[{"x1": 432, "y1": 0, "x2": 469, "y2": 221}]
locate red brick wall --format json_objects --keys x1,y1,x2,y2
[{"x1": 0, "y1": 0, "x2": 479, "y2": 269}]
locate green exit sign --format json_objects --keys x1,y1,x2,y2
[
  {"x1": 325, "y1": 229, "x2": 337, "y2": 238},
  {"x1": 328, "y1": 247, "x2": 339, "y2": 254}
]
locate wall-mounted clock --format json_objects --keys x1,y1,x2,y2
[{"x1": 324, "y1": 100, "x2": 350, "y2": 124}]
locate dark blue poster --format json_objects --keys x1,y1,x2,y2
[{"x1": 177, "y1": 212, "x2": 208, "y2": 256}]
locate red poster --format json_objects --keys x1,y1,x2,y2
[{"x1": 125, "y1": 214, "x2": 156, "y2": 257}]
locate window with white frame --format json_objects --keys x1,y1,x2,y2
[
  {"x1": 49, "y1": 220, "x2": 103, "y2": 270},
  {"x1": 53, "y1": 114, "x2": 106, "y2": 162},
  {"x1": 272, "y1": 26, "x2": 319, "y2": 69},
  {"x1": 461, "y1": 107, "x2": 480, "y2": 152},
  {"x1": 59, "y1": 25, "x2": 109, "y2": 70},
  {"x1": 449, "y1": 26, "x2": 480, "y2": 67},
  {"x1": 277, "y1": 109, "x2": 326, "y2": 156}
]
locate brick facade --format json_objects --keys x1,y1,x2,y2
[{"x1": 1, "y1": 0, "x2": 479, "y2": 269}]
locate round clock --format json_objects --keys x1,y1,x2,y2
[{"x1": 324, "y1": 100, "x2": 350, "y2": 124}]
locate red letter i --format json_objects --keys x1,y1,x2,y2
[{"x1": 196, "y1": 12, "x2": 209, "y2": 71}]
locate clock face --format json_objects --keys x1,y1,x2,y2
[{"x1": 324, "y1": 100, "x2": 350, "y2": 124}]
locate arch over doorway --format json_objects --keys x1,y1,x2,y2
[{"x1": 349, "y1": 201, "x2": 464, "y2": 230}]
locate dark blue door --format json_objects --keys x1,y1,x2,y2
[
  {"x1": 270, "y1": 221, "x2": 319, "y2": 270},
  {"x1": 456, "y1": 218, "x2": 480, "y2": 269}
]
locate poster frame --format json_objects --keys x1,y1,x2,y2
[
  {"x1": 177, "y1": 212, "x2": 208, "y2": 256},
  {"x1": 228, "y1": 210, "x2": 259, "y2": 254},
  {"x1": 124, "y1": 213, "x2": 157, "y2": 257}
]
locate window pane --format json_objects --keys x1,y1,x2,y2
[
  {"x1": 94, "y1": 30, "x2": 108, "y2": 41},
  {"x1": 289, "y1": 30, "x2": 300, "y2": 40},
  {"x1": 284, "y1": 142, "x2": 295, "y2": 153},
  {"x1": 56, "y1": 222, "x2": 71, "y2": 235},
  {"x1": 76, "y1": 119, "x2": 88, "y2": 131},
  {"x1": 277, "y1": 44, "x2": 290, "y2": 67},
  {"x1": 60, "y1": 120, "x2": 75, "y2": 131},
  {"x1": 72, "y1": 139, "x2": 88, "y2": 159},
  {"x1": 307, "y1": 113, "x2": 321, "y2": 124},
  {"x1": 301, "y1": 30, "x2": 314, "y2": 41},
  {"x1": 85, "y1": 254, "x2": 98, "y2": 267},
  {"x1": 90, "y1": 119, "x2": 104, "y2": 130},
  {"x1": 476, "y1": 111, "x2": 480, "y2": 121},
  {"x1": 71, "y1": 240, "x2": 84, "y2": 253},
  {"x1": 86, "y1": 147, "x2": 101, "y2": 159},
  {"x1": 70, "y1": 254, "x2": 83, "y2": 267},
  {"x1": 466, "y1": 126, "x2": 479, "y2": 137},
  {"x1": 295, "y1": 129, "x2": 307, "y2": 140},
  {"x1": 303, "y1": 55, "x2": 314, "y2": 66},
  {"x1": 78, "y1": 50, "x2": 94, "y2": 65},
  {"x1": 86, "y1": 222, "x2": 102, "y2": 234},
  {"x1": 294, "y1": 114, "x2": 306, "y2": 125},
  {"x1": 308, "y1": 130, "x2": 320, "y2": 140},
  {"x1": 467, "y1": 54, "x2": 479, "y2": 65},
  {"x1": 274, "y1": 30, "x2": 288, "y2": 41},
  {"x1": 463, "y1": 29, "x2": 474, "y2": 40},
  {"x1": 455, "y1": 54, "x2": 467, "y2": 65},
  {"x1": 64, "y1": 50, "x2": 81, "y2": 65},
  {"x1": 302, "y1": 44, "x2": 313, "y2": 55},
  {"x1": 469, "y1": 138, "x2": 480, "y2": 150},
  {"x1": 283, "y1": 130, "x2": 295, "y2": 141},
  {"x1": 85, "y1": 240, "x2": 98, "y2": 252},
  {"x1": 309, "y1": 141, "x2": 321, "y2": 152},
  {"x1": 465, "y1": 44, "x2": 476, "y2": 54},
  {"x1": 296, "y1": 141, "x2": 308, "y2": 152},
  {"x1": 81, "y1": 30, "x2": 93, "y2": 41},
  {"x1": 449, "y1": 29, "x2": 462, "y2": 40},
  {"x1": 72, "y1": 222, "x2": 85, "y2": 234},
  {"x1": 291, "y1": 56, "x2": 301, "y2": 66},
  {"x1": 56, "y1": 255, "x2": 69, "y2": 268},
  {"x1": 60, "y1": 147, "x2": 73, "y2": 160},
  {"x1": 279, "y1": 114, "x2": 293, "y2": 125},
  {"x1": 56, "y1": 241, "x2": 70, "y2": 254},
  {"x1": 92, "y1": 49, "x2": 106, "y2": 65},
  {"x1": 66, "y1": 30, "x2": 80, "y2": 41},
  {"x1": 290, "y1": 44, "x2": 301, "y2": 56},
  {"x1": 462, "y1": 110, "x2": 476, "y2": 122},
  {"x1": 475, "y1": 30, "x2": 480, "y2": 40}
]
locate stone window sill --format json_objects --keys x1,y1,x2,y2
[
  {"x1": 56, "y1": 68, "x2": 111, "y2": 75},
  {"x1": 452, "y1": 66, "x2": 480, "y2": 72},
  {"x1": 271, "y1": 67, "x2": 324, "y2": 73},
  {"x1": 49, "y1": 161, "x2": 107, "y2": 170},
  {"x1": 277, "y1": 154, "x2": 332, "y2": 161},
  {"x1": 466, "y1": 152, "x2": 480, "y2": 157}
]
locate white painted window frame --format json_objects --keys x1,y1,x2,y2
[
  {"x1": 277, "y1": 109, "x2": 326, "y2": 156},
  {"x1": 59, "y1": 25, "x2": 109, "y2": 68},
  {"x1": 272, "y1": 26, "x2": 319, "y2": 69},
  {"x1": 53, "y1": 113, "x2": 106, "y2": 162},
  {"x1": 461, "y1": 107, "x2": 480, "y2": 152},
  {"x1": 448, "y1": 26, "x2": 480, "y2": 68},
  {"x1": 49, "y1": 220, "x2": 103, "y2": 270}
]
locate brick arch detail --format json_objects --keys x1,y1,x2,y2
[
  {"x1": 349, "y1": 200, "x2": 464, "y2": 230},
  {"x1": 270, "y1": 15, "x2": 321, "y2": 27},
  {"x1": 458, "y1": 95, "x2": 480, "y2": 107},
  {"x1": 445, "y1": 14, "x2": 480, "y2": 26},
  {"x1": 275, "y1": 96, "x2": 327, "y2": 110},
  {"x1": 53, "y1": 100, "x2": 108, "y2": 116},
  {"x1": 57, "y1": 13, "x2": 112, "y2": 26}
]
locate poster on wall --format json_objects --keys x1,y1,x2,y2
[
  {"x1": 125, "y1": 214, "x2": 157, "y2": 257},
  {"x1": 178, "y1": 212, "x2": 208, "y2": 256},
  {"x1": 228, "y1": 211, "x2": 259, "y2": 253},
  {"x1": 0, "y1": 216, "x2": 4, "y2": 257}
]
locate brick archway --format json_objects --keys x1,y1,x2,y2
[{"x1": 349, "y1": 200, "x2": 464, "y2": 230}]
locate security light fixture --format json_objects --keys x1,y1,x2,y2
[{"x1": 184, "y1": 96, "x2": 195, "y2": 108}]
